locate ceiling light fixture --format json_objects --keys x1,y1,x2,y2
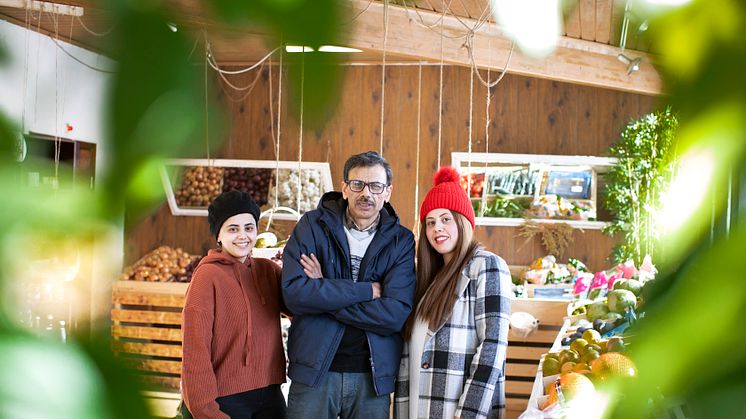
[
  {"x1": 318, "y1": 45, "x2": 362, "y2": 53},
  {"x1": 617, "y1": 53, "x2": 642, "y2": 75},
  {"x1": 0, "y1": 0, "x2": 84, "y2": 16},
  {"x1": 285, "y1": 45, "x2": 362, "y2": 53},
  {"x1": 617, "y1": 0, "x2": 643, "y2": 76}
]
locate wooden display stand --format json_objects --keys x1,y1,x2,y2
[
  {"x1": 111, "y1": 280, "x2": 188, "y2": 391},
  {"x1": 505, "y1": 298, "x2": 568, "y2": 418}
]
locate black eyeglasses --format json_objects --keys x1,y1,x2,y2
[{"x1": 345, "y1": 179, "x2": 388, "y2": 194}]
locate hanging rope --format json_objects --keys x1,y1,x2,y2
[
  {"x1": 437, "y1": 6, "x2": 445, "y2": 167},
  {"x1": 379, "y1": 0, "x2": 389, "y2": 155},
  {"x1": 413, "y1": 62, "x2": 423, "y2": 239},
  {"x1": 268, "y1": 56, "x2": 276, "y2": 158},
  {"x1": 33, "y1": 8, "x2": 42, "y2": 125},
  {"x1": 466, "y1": 31, "x2": 515, "y2": 88},
  {"x1": 467, "y1": 65, "x2": 474, "y2": 197},
  {"x1": 204, "y1": 31, "x2": 211, "y2": 164},
  {"x1": 274, "y1": 43, "x2": 284, "y2": 211},
  {"x1": 51, "y1": 10, "x2": 61, "y2": 183},
  {"x1": 21, "y1": 6, "x2": 31, "y2": 133},
  {"x1": 483, "y1": 41, "x2": 492, "y2": 218},
  {"x1": 206, "y1": 44, "x2": 280, "y2": 75},
  {"x1": 75, "y1": 15, "x2": 115, "y2": 37},
  {"x1": 296, "y1": 51, "x2": 305, "y2": 215}
]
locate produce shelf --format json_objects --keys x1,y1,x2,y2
[{"x1": 160, "y1": 158, "x2": 333, "y2": 220}]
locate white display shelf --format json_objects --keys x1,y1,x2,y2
[
  {"x1": 474, "y1": 217, "x2": 609, "y2": 230},
  {"x1": 452, "y1": 152, "x2": 617, "y2": 229},
  {"x1": 160, "y1": 158, "x2": 333, "y2": 220}
]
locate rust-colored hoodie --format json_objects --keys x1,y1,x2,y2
[{"x1": 181, "y1": 249, "x2": 289, "y2": 419}]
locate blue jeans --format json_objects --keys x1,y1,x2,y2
[{"x1": 287, "y1": 372, "x2": 390, "y2": 419}]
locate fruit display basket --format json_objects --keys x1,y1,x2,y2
[
  {"x1": 451, "y1": 152, "x2": 617, "y2": 230},
  {"x1": 160, "y1": 159, "x2": 333, "y2": 220}
]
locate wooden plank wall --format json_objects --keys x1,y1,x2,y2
[{"x1": 126, "y1": 65, "x2": 657, "y2": 271}]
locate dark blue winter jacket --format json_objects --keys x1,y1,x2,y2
[{"x1": 281, "y1": 192, "x2": 416, "y2": 395}]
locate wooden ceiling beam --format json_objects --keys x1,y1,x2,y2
[{"x1": 346, "y1": 0, "x2": 662, "y2": 95}]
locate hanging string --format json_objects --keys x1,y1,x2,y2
[
  {"x1": 467, "y1": 65, "x2": 474, "y2": 197},
  {"x1": 60, "y1": 15, "x2": 75, "y2": 120},
  {"x1": 413, "y1": 62, "x2": 423, "y2": 239},
  {"x1": 296, "y1": 50, "x2": 305, "y2": 215},
  {"x1": 206, "y1": 44, "x2": 280, "y2": 75},
  {"x1": 215, "y1": 61, "x2": 266, "y2": 102},
  {"x1": 51, "y1": 10, "x2": 61, "y2": 183},
  {"x1": 204, "y1": 31, "x2": 211, "y2": 164},
  {"x1": 437, "y1": 5, "x2": 445, "y2": 167},
  {"x1": 483, "y1": 41, "x2": 492, "y2": 218},
  {"x1": 379, "y1": 0, "x2": 389, "y2": 155},
  {"x1": 32, "y1": 7, "x2": 42, "y2": 124},
  {"x1": 466, "y1": 32, "x2": 515, "y2": 88},
  {"x1": 274, "y1": 42, "x2": 284, "y2": 211},
  {"x1": 21, "y1": 6, "x2": 31, "y2": 133},
  {"x1": 75, "y1": 15, "x2": 115, "y2": 37},
  {"x1": 268, "y1": 56, "x2": 276, "y2": 159}
]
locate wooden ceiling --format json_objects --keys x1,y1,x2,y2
[{"x1": 0, "y1": 0, "x2": 660, "y2": 94}]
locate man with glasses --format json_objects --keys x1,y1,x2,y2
[{"x1": 282, "y1": 151, "x2": 416, "y2": 419}]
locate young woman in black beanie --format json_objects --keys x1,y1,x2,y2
[{"x1": 181, "y1": 190, "x2": 290, "y2": 419}]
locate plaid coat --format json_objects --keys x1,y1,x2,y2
[{"x1": 394, "y1": 249, "x2": 511, "y2": 419}]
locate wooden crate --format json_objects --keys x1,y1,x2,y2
[
  {"x1": 505, "y1": 298, "x2": 568, "y2": 416},
  {"x1": 112, "y1": 280, "x2": 188, "y2": 392}
]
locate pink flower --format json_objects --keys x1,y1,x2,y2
[
  {"x1": 573, "y1": 273, "x2": 592, "y2": 295},
  {"x1": 590, "y1": 271, "x2": 609, "y2": 290},
  {"x1": 607, "y1": 271, "x2": 622, "y2": 289},
  {"x1": 617, "y1": 260, "x2": 638, "y2": 279},
  {"x1": 639, "y1": 255, "x2": 656, "y2": 274}
]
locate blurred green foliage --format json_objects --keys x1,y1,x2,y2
[
  {"x1": 604, "y1": 0, "x2": 746, "y2": 417},
  {"x1": 0, "y1": 0, "x2": 344, "y2": 417},
  {"x1": 603, "y1": 108, "x2": 678, "y2": 265},
  {"x1": 1, "y1": 0, "x2": 745, "y2": 417}
]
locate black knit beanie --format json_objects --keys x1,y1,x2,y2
[{"x1": 208, "y1": 190, "x2": 261, "y2": 239}]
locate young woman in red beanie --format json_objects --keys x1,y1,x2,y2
[
  {"x1": 181, "y1": 190, "x2": 290, "y2": 419},
  {"x1": 394, "y1": 167, "x2": 512, "y2": 419}
]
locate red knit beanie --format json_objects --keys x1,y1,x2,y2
[{"x1": 420, "y1": 166, "x2": 475, "y2": 229}]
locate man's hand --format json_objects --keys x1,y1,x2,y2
[
  {"x1": 371, "y1": 282, "x2": 382, "y2": 299},
  {"x1": 300, "y1": 254, "x2": 322, "y2": 279}
]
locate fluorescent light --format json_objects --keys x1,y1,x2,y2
[
  {"x1": 285, "y1": 46, "x2": 315, "y2": 53},
  {"x1": 318, "y1": 45, "x2": 362, "y2": 53},
  {"x1": 285, "y1": 45, "x2": 362, "y2": 53}
]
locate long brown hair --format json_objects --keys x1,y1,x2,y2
[{"x1": 402, "y1": 211, "x2": 479, "y2": 340}]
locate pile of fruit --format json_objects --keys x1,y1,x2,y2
[
  {"x1": 539, "y1": 327, "x2": 637, "y2": 411},
  {"x1": 459, "y1": 172, "x2": 485, "y2": 198},
  {"x1": 222, "y1": 168, "x2": 272, "y2": 207},
  {"x1": 267, "y1": 169, "x2": 323, "y2": 213},
  {"x1": 119, "y1": 246, "x2": 201, "y2": 282},
  {"x1": 174, "y1": 166, "x2": 225, "y2": 207}
]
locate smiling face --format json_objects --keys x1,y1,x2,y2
[
  {"x1": 341, "y1": 164, "x2": 391, "y2": 229},
  {"x1": 217, "y1": 213, "x2": 257, "y2": 263},
  {"x1": 425, "y1": 208, "x2": 460, "y2": 264}
]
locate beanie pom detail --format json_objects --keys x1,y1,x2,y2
[{"x1": 433, "y1": 166, "x2": 461, "y2": 186}]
